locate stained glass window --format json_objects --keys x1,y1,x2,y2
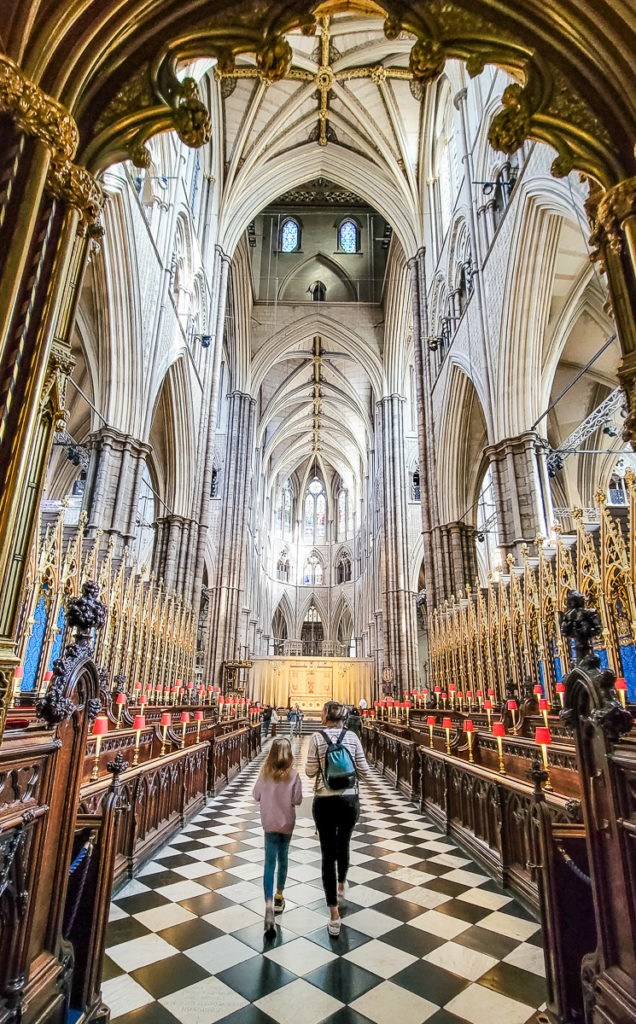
[
  {"x1": 316, "y1": 494, "x2": 326, "y2": 538},
  {"x1": 304, "y1": 477, "x2": 327, "y2": 543},
  {"x1": 339, "y1": 220, "x2": 357, "y2": 253},
  {"x1": 304, "y1": 494, "x2": 314, "y2": 537},
  {"x1": 338, "y1": 490, "x2": 346, "y2": 539},
  {"x1": 281, "y1": 218, "x2": 299, "y2": 252},
  {"x1": 283, "y1": 483, "x2": 292, "y2": 536},
  {"x1": 303, "y1": 555, "x2": 324, "y2": 586}
]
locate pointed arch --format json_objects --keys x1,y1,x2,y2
[{"x1": 278, "y1": 252, "x2": 358, "y2": 303}]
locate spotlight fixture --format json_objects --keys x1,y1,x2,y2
[
  {"x1": 603, "y1": 424, "x2": 618, "y2": 437},
  {"x1": 477, "y1": 532, "x2": 485, "y2": 543},
  {"x1": 200, "y1": 334, "x2": 212, "y2": 348}
]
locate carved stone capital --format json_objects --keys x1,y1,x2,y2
[
  {"x1": 409, "y1": 36, "x2": 446, "y2": 84},
  {"x1": 588, "y1": 175, "x2": 636, "y2": 256},
  {"x1": 46, "y1": 159, "x2": 104, "y2": 223}
]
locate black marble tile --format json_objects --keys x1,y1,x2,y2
[
  {"x1": 101, "y1": 954, "x2": 124, "y2": 981},
  {"x1": 155, "y1": 853, "x2": 201, "y2": 869},
  {"x1": 306, "y1": 925, "x2": 371, "y2": 955},
  {"x1": 408, "y1": 860, "x2": 455, "y2": 877},
  {"x1": 454, "y1": 924, "x2": 519, "y2": 960},
  {"x1": 424, "y1": 877, "x2": 468, "y2": 897},
  {"x1": 477, "y1": 961, "x2": 547, "y2": 1007},
  {"x1": 131, "y1": 953, "x2": 210, "y2": 999},
  {"x1": 321, "y1": 1006, "x2": 375, "y2": 1024},
  {"x1": 137, "y1": 869, "x2": 185, "y2": 890},
  {"x1": 112, "y1": 1001, "x2": 181, "y2": 1024},
  {"x1": 355, "y1": 845, "x2": 398, "y2": 858},
  {"x1": 363, "y1": 875, "x2": 413, "y2": 895},
  {"x1": 425, "y1": 1009, "x2": 475, "y2": 1024},
  {"x1": 113, "y1": 890, "x2": 172, "y2": 915},
  {"x1": 393, "y1": 959, "x2": 468, "y2": 1005},
  {"x1": 106, "y1": 916, "x2": 153, "y2": 946},
  {"x1": 434, "y1": 899, "x2": 490, "y2": 925},
  {"x1": 177, "y1": 840, "x2": 211, "y2": 854},
  {"x1": 178, "y1": 889, "x2": 233, "y2": 915},
  {"x1": 219, "y1": 1005, "x2": 280, "y2": 1024},
  {"x1": 232, "y1": 922, "x2": 297, "y2": 954},
  {"x1": 359, "y1": 858, "x2": 405, "y2": 875},
  {"x1": 305, "y1": 959, "x2": 382, "y2": 1002},
  {"x1": 381, "y1": 923, "x2": 446, "y2": 958},
  {"x1": 158, "y1": 917, "x2": 224, "y2": 950},
  {"x1": 373, "y1": 897, "x2": 428, "y2": 923},
  {"x1": 193, "y1": 870, "x2": 241, "y2": 891},
  {"x1": 218, "y1": 955, "x2": 297, "y2": 1002}
]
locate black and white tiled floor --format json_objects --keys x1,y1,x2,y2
[{"x1": 103, "y1": 736, "x2": 546, "y2": 1024}]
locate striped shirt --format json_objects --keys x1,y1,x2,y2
[{"x1": 305, "y1": 727, "x2": 370, "y2": 797}]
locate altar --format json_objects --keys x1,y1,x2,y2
[{"x1": 248, "y1": 657, "x2": 374, "y2": 711}]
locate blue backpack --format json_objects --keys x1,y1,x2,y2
[{"x1": 319, "y1": 729, "x2": 357, "y2": 791}]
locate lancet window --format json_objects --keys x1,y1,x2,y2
[
  {"x1": 476, "y1": 465, "x2": 501, "y2": 583},
  {"x1": 336, "y1": 554, "x2": 352, "y2": 584},
  {"x1": 304, "y1": 477, "x2": 326, "y2": 543},
  {"x1": 280, "y1": 218, "x2": 300, "y2": 252},
  {"x1": 338, "y1": 219, "x2": 358, "y2": 253},
  {"x1": 303, "y1": 554, "x2": 324, "y2": 586}
]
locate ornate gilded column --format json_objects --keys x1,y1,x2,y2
[{"x1": 0, "y1": 56, "x2": 102, "y2": 743}]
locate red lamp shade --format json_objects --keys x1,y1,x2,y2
[
  {"x1": 116, "y1": 692, "x2": 127, "y2": 705},
  {"x1": 135, "y1": 682, "x2": 141, "y2": 690},
  {"x1": 538, "y1": 699, "x2": 549, "y2": 711},
  {"x1": 380, "y1": 701, "x2": 386, "y2": 707},
  {"x1": 442, "y1": 717, "x2": 452, "y2": 729},
  {"x1": 556, "y1": 682, "x2": 566, "y2": 694},
  {"x1": 133, "y1": 715, "x2": 145, "y2": 730},
  {"x1": 422, "y1": 689, "x2": 429, "y2": 695},
  {"x1": 140, "y1": 694, "x2": 148, "y2": 705},
  {"x1": 181, "y1": 712, "x2": 190, "y2": 723},
  {"x1": 463, "y1": 720, "x2": 474, "y2": 732},
  {"x1": 218, "y1": 696, "x2": 224, "y2": 703},
  {"x1": 484, "y1": 700, "x2": 492, "y2": 710},
  {"x1": 404, "y1": 692, "x2": 409, "y2": 698},
  {"x1": 92, "y1": 716, "x2": 109, "y2": 735},
  {"x1": 434, "y1": 686, "x2": 441, "y2": 693},
  {"x1": 476, "y1": 690, "x2": 483, "y2": 698},
  {"x1": 207, "y1": 686, "x2": 214, "y2": 692},
  {"x1": 487, "y1": 689, "x2": 495, "y2": 697},
  {"x1": 160, "y1": 712, "x2": 171, "y2": 727},
  {"x1": 533, "y1": 684, "x2": 543, "y2": 695},
  {"x1": 449, "y1": 684, "x2": 456, "y2": 692},
  {"x1": 535, "y1": 727, "x2": 552, "y2": 745},
  {"x1": 13, "y1": 666, "x2": 24, "y2": 679},
  {"x1": 175, "y1": 679, "x2": 182, "y2": 687},
  {"x1": 427, "y1": 716, "x2": 436, "y2": 726},
  {"x1": 507, "y1": 700, "x2": 518, "y2": 711},
  {"x1": 615, "y1": 677, "x2": 628, "y2": 691},
  {"x1": 404, "y1": 701, "x2": 411, "y2": 708},
  {"x1": 374, "y1": 701, "x2": 379, "y2": 707},
  {"x1": 43, "y1": 670, "x2": 53, "y2": 682},
  {"x1": 467, "y1": 691, "x2": 473, "y2": 699},
  {"x1": 187, "y1": 681, "x2": 193, "y2": 689},
  {"x1": 493, "y1": 722, "x2": 506, "y2": 737}
]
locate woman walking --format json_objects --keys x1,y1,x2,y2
[
  {"x1": 306, "y1": 701, "x2": 369, "y2": 936},
  {"x1": 253, "y1": 738, "x2": 302, "y2": 934}
]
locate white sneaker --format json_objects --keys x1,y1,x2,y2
[{"x1": 327, "y1": 917, "x2": 341, "y2": 937}]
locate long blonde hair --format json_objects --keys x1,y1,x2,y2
[{"x1": 261, "y1": 738, "x2": 294, "y2": 781}]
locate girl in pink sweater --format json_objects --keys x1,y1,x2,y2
[{"x1": 253, "y1": 738, "x2": 303, "y2": 933}]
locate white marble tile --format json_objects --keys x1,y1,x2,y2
[
  {"x1": 202, "y1": 905, "x2": 263, "y2": 932},
  {"x1": 345, "y1": 884, "x2": 390, "y2": 907},
  {"x1": 108, "y1": 903, "x2": 128, "y2": 922},
  {"x1": 285, "y1": 863, "x2": 322, "y2": 882},
  {"x1": 479, "y1": 911, "x2": 541, "y2": 941},
  {"x1": 379, "y1": 852, "x2": 420, "y2": 867},
  {"x1": 115, "y1": 879, "x2": 149, "y2": 900},
  {"x1": 342, "y1": 908, "x2": 401, "y2": 937},
  {"x1": 278, "y1": 905, "x2": 327, "y2": 935},
  {"x1": 264, "y1": 936, "x2": 337, "y2": 976},
  {"x1": 225, "y1": 862, "x2": 263, "y2": 881},
  {"x1": 135, "y1": 903, "x2": 195, "y2": 932},
  {"x1": 102, "y1": 974, "x2": 153, "y2": 1020},
  {"x1": 428, "y1": 852, "x2": 471, "y2": 868},
  {"x1": 344, "y1": 938, "x2": 417, "y2": 978},
  {"x1": 255, "y1": 977, "x2": 343, "y2": 1024},
  {"x1": 136, "y1": 860, "x2": 167, "y2": 878},
  {"x1": 408, "y1": 910, "x2": 470, "y2": 939},
  {"x1": 231, "y1": 847, "x2": 265, "y2": 863},
  {"x1": 160, "y1": 976, "x2": 248, "y2": 1024},
  {"x1": 215, "y1": 880, "x2": 263, "y2": 904},
  {"x1": 350, "y1": 980, "x2": 438, "y2": 1024},
  {"x1": 504, "y1": 941, "x2": 546, "y2": 976},
  {"x1": 397, "y1": 886, "x2": 451, "y2": 909},
  {"x1": 107, "y1": 933, "x2": 177, "y2": 971},
  {"x1": 186, "y1": 846, "x2": 228, "y2": 862},
  {"x1": 445, "y1": 983, "x2": 535, "y2": 1024},
  {"x1": 376, "y1": 838, "x2": 411, "y2": 852},
  {"x1": 424, "y1": 939, "x2": 498, "y2": 980},
  {"x1": 442, "y1": 868, "x2": 490, "y2": 887},
  {"x1": 155, "y1": 880, "x2": 209, "y2": 903},
  {"x1": 348, "y1": 850, "x2": 374, "y2": 865},
  {"x1": 346, "y1": 865, "x2": 378, "y2": 884},
  {"x1": 172, "y1": 861, "x2": 220, "y2": 880},
  {"x1": 185, "y1": 934, "x2": 255, "y2": 973},
  {"x1": 457, "y1": 888, "x2": 512, "y2": 911}
]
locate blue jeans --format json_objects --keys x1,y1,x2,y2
[{"x1": 263, "y1": 832, "x2": 291, "y2": 900}]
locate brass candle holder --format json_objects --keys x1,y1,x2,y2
[
  {"x1": 464, "y1": 720, "x2": 475, "y2": 762},
  {"x1": 539, "y1": 698, "x2": 549, "y2": 729},
  {"x1": 442, "y1": 716, "x2": 452, "y2": 754},
  {"x1": 493, "y1": 722, "x2": 506, "y2": 774},
  {"x1": 91, "y1": 716, "x2": 109, "y2": 780},
  {"x1": 180, "y1": 712, "x2": 190, "y2": 748},
  {"x1": 133, "y1": 714, "x2": 145, "y2": 766},
  {"x1": 535, "y1": 727, "x2": 553, "y2": 790},
  {"x1": 195, "y1": 710, "x2": 203, "y2": 741},
  {"x1": 160, "y1": 712, "x2": 171, "y2": 755},
  {"x1": 556, "y1": 682, "x2": 566, "y2": 707},
  {"x1": 615, "y1": 677, "x2": 628, "y2": 707},
  {"x1": 115, "y1": 692, "x2": 126, "y2": 728},
  {"x1": 427, "y1": 716, "x2": 435, "y2": 746}
]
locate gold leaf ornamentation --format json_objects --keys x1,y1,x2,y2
[
  {"x1": 409, "y1": 37, "x2": 446, "y2": 84},
  {"x1": 488, "y1": 83, "x2": 531, "y2": 155},
  {"x1": 255, "y1": 33, "x2": 293, "y2": 82},
  {"x1": 0, "y1": 54, "x2": 78, "y2": 162},
  {"x1": 172, "y1": 77, "x2": 211, "y2": 148},
  {"x1": 46, "y1": 159, "x2": 104, "y2": 222}
]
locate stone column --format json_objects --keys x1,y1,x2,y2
[
  {"x1": 206, "y1": 391, "x2": 255, "y2": 684},
  {"x1": 377, "y1": 395, "x2": 419, "y2": 695},
  {"x1": 83, "y1": 426, "x2": 152, "y2": 557},
  {"x1": 485, "y1": 431, "x2": 549, "y2": 558}
]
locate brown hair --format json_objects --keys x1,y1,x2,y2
[
  {"x1": 261, "y1": 738, "x2": 294, "y2": 781},
  {"x1": 323, "y1": 701, "x2": 344, "y2": 724}
]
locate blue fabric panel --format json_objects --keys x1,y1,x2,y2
[
  {"x1": 48, "y1": 605, "x2": 66, "y2": 668},
  {"x1": 619, "y1": 643, "x2": 636, "y2": 701},
  {"x1": 538, "y1": 660, "x2": 544, "y2": 688},
  {"x1": 22, "y1": 595, "x2": 47, "y2": 691},
  {"x1": 554, "y1": 656, "x2": 562, "y2": 683},
  {"x1": 597, "y1": 648, "x2": 609, "y2": 669}
]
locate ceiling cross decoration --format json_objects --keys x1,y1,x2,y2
[{"x1": 216, "y1": 15, "x2": 413, "y2": 147}]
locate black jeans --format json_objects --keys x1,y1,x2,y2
[{"x1": 312, "y1": 795, "x2": 359, "y2": 907}]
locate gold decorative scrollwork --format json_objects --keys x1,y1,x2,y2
[{"x1": 0, "y1": 54, "x2": 79, "y2": 162}]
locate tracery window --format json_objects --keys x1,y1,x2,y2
[
  {"x1": 304, "y1": 476, "x2": 326, "y2": 543},
  {"x1": 281, "y1": 218, "x2": 300, "y2": 253},
  {"x1": 433, "y1": 82, "x2": 458, "y2": 243},
  {"x1": 303, "y1": 554, "x2": 324, "y2": 586},
  {"x1": 339, "y1": 219, "x2": 358, "y2": 253},
  {"x1": 476, "y1": 466, "x2": 501, "y2": 584},
  {"x1": 276, "y1": 481, "x2": 293, "y2": 537},
  {"x1": 338, "y1": 490, "x2": 346, "y2": 539},
  {"x1": 336, "y1": 554, "x2": 352, "y2": 584},
  {"x1": 277, "y1": 554, "x2": 291, "y2": 582}
]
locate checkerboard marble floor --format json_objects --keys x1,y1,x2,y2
[{"x1": 103, "y1": 736, "x2": 546, "y2": 1024}]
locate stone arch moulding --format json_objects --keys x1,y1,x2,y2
[
  {"x1": 272, "y1": 593, "x2": 294, "y2": 640},
  {"x1": 277, "y1": 252, "x2": 358, "y2": 303}
]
